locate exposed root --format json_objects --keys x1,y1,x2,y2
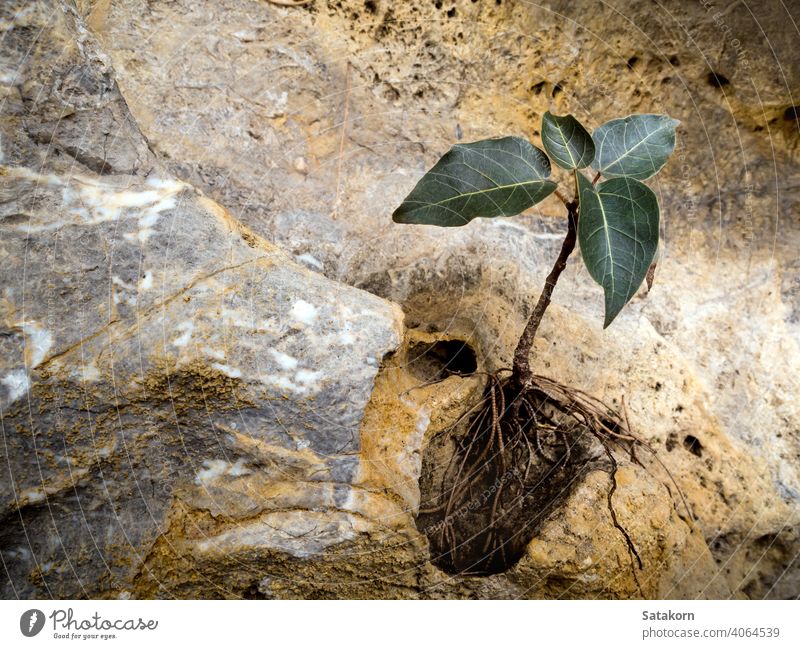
[{"x1": 417, "y1": 369, "x2": 687, "y2": 578}]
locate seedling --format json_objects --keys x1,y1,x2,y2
[{"x1": 394, "y1": 112, "x2": 682, "y2": 576}]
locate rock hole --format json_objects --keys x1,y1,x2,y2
[
  {"x1": 683, "y1": 434, "x2": 703, "y2": 457},
  {"x1": 707, "y1": 71, "x2": 730, "y2": 88},
  {"x1": 242, "y1": 581, "x2": 267, "y2": 599},
  {"x1": 669, "y1": 55, "x2": 680, "y2": 66},
  {"x1": 551, "y1": 82, "x2": 563, "y2": 98},
  {"x1": 530, "y1": 81, "x2": 546, "y2": 95},
  {"x1": 364, "y1": 0, "x2": 377, "y2": 13},
  {"x1": 407, "y1": 340, "x2": 477, "y2": 381},
  {"x1": 1, "y1": 213, "x2": 31, "y2": 225},
  {"x1": 627, "y1": 55, "x2": 640, "y2": 70},
  {"x1": 755, "y1": 532, "x2": 779, "y2": 546},
  {"x1": 783, "y1": 106, "x2": 799, "y2": 122}
]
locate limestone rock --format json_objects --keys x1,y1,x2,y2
[
  {"x1": 1, "y1": 0, "x2": 798, "y2": 599},
  {"x1": 85, "y1": 0, "x2": 798, "y2": 598},
  {"x1": 0, "y1": 1, "x2": 402, "y2": 599}
]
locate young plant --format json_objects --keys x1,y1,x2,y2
[{"x1": 393, "y1": 112, "x2": 680, "y2": 575}]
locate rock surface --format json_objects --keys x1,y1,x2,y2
[
  {"x1": 1, "y1": 1, "x2": 403, "y2": 599},
  {"x1": 1, "y1": 0, "x2": 798, "y2": 598}
]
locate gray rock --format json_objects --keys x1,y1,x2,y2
[{"x1": 0, "y1": 0, "x2": 401, "y2": 598}]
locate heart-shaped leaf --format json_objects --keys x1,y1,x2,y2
[
  {"x1": 392, "y1": 136, "x2": 556, "y2": 227},
  {"x1": 541, "y1": 112, "x2": 595, "y2": 170},
  {"x1": 577, "y1": 172, "x2": 660, "y2": 327},
  {"x1": 592, "y1": 114, "x2": 679, "y2": 180}
]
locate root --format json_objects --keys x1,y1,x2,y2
[{"x1": 417, "y1": 369, "x2": 688, "y2": 579}]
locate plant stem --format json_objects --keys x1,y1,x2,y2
[
  {"x1": 554, "y1": 189, "x2": 571, "y2": 207},
  {"x1": 512, "y1": 199, "x2": 579, "y2": 387}
]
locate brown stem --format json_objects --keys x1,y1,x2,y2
[
  {"x1": 512, "y1": 199, "x2": 579, "y2": 387},
  {"x1": 553, "y1": 189, "x2": 571, "y2": 207}
]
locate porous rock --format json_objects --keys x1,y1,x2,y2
[{"x1": 1, "y1": 0, "x2": 798, "y2": 598}]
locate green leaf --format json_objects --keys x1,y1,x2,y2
[
  {"x1": 577, "y1": 172, "x2": 660, "y2": 327},
  {"x1": 392, "y1": 136, "x2": 557, "y2": 227},
  {"x1": 592, "y1": 114, "x2": 679, "y2": 180},
  {"x1": 541, "y1": 112, "x2": 595, "y2": 170}
]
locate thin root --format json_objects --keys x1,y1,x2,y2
[{"x1": 417, "y1": 371, "x2": 690, "y2": 580}]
